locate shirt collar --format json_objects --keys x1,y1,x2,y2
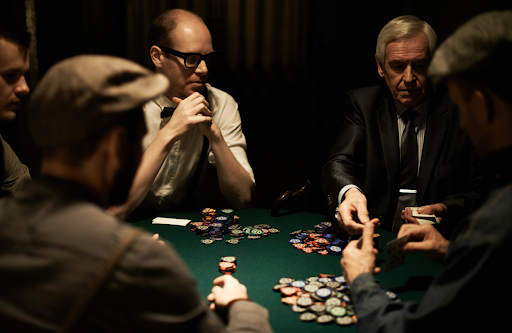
[
  {"x1": 394, "y1": 95, "x2": 430, "y2": 127},
  {"x1": 154, "y1": 94, "x2": 177, "y2": 110}
]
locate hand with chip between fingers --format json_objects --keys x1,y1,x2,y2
[
  {"x1": 337, "y1": 188, "x2": 380, "y2": 235},
  {"x1": 401, "y1": 203, "x2": 447, "y2": 224},
  {"x1": 397, "y1": 224, "x2": 449, "y2": 263},
  {"x1": 341, "y1": 222, "x2": 381, "y2": 287},
  {"x1": 207, "y1": 275, "x2": 248, "y2": 310},
  {"x1": 163, "y1": 92, "x2": 212, "y2": 141}
]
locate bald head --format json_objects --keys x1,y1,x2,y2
[{"x1": 147, "y1": 9, "x2": 206, "y2": 50}]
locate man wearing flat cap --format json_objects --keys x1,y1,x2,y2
[
  {"x1": 322, "y1": 15, "x2": 482, "y2": 237},
  {"x1": 109, "y1": 9, "x2": 254, "y2": 219},
  {"x1": 340, "y1": 10, "x2": 512, "y2": 333},
  {"x1": 0, "y1": 55, "x2": 272, "y2": 332}
]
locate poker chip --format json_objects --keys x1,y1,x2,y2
[
  {"x1": 328, "y1": 306, "x2": 346, "y2": 317},
  {"x1": 309, "y1": 304, "x2": 326, "y2": 314},
  {"x1": 315, "y1": 288, "x2": 333, "y2": 299},
  {"x1": 385, "y1": 290, "x2": 398, "y2": 300},
  {"x1": 280, "y1": 287, "x2": 297, "y2": 296},
  {"x1": 200, "y1": 239, "x2": 215, "y2": 245},
  {"x1": 325, "y1": 281, "x2": 341, "y2": 289},
  {"x1": 290, "y1": 280, "x2": 306, "y2": 288},
  {"x1": 291, "y1": 304, "x2": 308, "y2": 313},
  {"x1": 281, "y1": 296, "x2": 298, "y2": 305},
  {"x1": 335, "y1": 316, "x2": 353, "y2": 326},
  {"x1": 278, "y1": 277, "x2": 294, "y2": 285},
  {"x1": 299, "y1": 312, "x2": 317, "y2": 322},
  {"x1": 316, "y1": 314, "x2": 334, "y2": 324},
  {"x1": 273, "y1": 284, "x2": 288, "y2": 292},
  {"x1": 296, "y1": 297, "x2": 313, "y2": 308},
  {"x1": 325, "y1": 297, "x2": 342, "y2": 308},
  {"x1": 303, "y1": 284, "x2": 319, "y2": 293},
  {"x1": 226, "y1": 239, "x2": 240, "y2": 245}
]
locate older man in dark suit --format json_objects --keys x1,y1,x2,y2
[{"x1": 321, "y1": 15, "x2": 481, "y2": 236}]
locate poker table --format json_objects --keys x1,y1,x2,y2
[{"x1": 131, "y1": 208, "x2": 443, "y2": 332}]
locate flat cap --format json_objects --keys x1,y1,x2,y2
[
  {"x1": 429, "y1": 10, "x2": 512, "y2": 87},
  {"x1": 29, "y1": 55, "x2": 169, "y2": 147}
]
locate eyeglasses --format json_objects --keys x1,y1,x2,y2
[{"x1": 157, "y1": 45, "x2": 218, "y2": 68}]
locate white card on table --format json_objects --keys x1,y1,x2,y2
[{"x1": 151, "y1": 217, "x2": 191, "y2": 226}]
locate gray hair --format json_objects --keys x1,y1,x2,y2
[
  {"x1": 428, "y1": 10, "x2": 512, "y2": 104},
  {"x1": 376, "y1": 15, "x2": 437, "y2": 64}
]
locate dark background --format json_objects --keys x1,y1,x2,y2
[{"x1": 3, "y1": 0, "x2": 511, "y2": 214}]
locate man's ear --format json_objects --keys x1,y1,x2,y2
[
  {"x1": 150, "y1": 45, "x2": 164, "y2": 68},
  {"x1": 472, "y1": 88, "x2": 495, "y2": 124},
  {"x1": 375, "y1": 55, "x2": 385, "y2": 77}
]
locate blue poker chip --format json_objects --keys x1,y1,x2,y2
[
  {"x1": 289, "y1": 239, "x2": 302, "y2": 244},
  {"x1": 342, "y1": 294, "x2": 352, "y2": 303},
  {"x1": 323, "y1": 233, "x2": 334, "y2": 239},
  {"x1": 326, "y1": 245, "x2": 342, "y2": 254},
  {"x1": 384, "y1": 290, "x2": 398, "y2": 300},
  {"x1": 315, "y1": 287, "x2": 333, "y2": 299},
  {"x1": 290, "y1": 280, "x2": 306, "y2": 288}
]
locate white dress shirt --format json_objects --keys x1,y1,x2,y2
[
  {"x1": 141, "y1": 83, "x2": 255, "y2": 209},
  {"x1": 337, "y1": 97, "x2": 429, "y2": 206}
]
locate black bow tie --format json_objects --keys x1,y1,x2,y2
[{"x1": 160, "y1": 107, "x2": 176, "y2": 119}]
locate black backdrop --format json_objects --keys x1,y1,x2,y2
[{"x1": 3, "y1": 0, "x2": 511, "y2": 214}]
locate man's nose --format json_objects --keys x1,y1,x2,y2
[
  {"x1": 195, "y1": 59, "x2": 208, "y2": 74},
  {"x1": 403, "y1": 66, "x2": 415, "y2": 83},
  {"x1": 15, "y1": 76, "x2": 30, "y2": 96}
]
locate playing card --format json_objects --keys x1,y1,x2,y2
[
  {"x1": 384, "y1": 235, "x2": 408, "y2": 272},
  {"x1": 152, "y1": 217, "x2": 191, "y2": 226},
  {"x1": 408, "y1": 207, "x2": 438, "y2": 225}
]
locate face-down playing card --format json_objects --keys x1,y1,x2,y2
[{"x1": 384, "y1": 235, "x2": 408, "y2": 272}]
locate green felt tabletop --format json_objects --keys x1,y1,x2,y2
[{"x1": 131, "y1": 208, "x2": 443, "y2": 332}]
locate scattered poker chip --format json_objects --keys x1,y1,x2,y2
[
  {"x1": 247, "y1": 235, "x2": 262, "y2": 240},
  {"x1": 299, "y1": 312, "x2": 317, "y2": 322},
  {"x1": 303, "y1": 284, "x2": 319, "y2": 293},
  {"x1": 309, "y1": 304, "x2": 326, "y2": 314},
  {"x1": 273, "y1": 284, "x2": 288, "y2": 292},
  {"x1": 328, "y1": 306, "x2": 346, "y2": 317},
  {"x1": 316, "y1": 314, "x2": 335, "y2": 324},
  {"x1": 385, "y1": 290, "x2": 398, "y2": 300},
  {"x1": 290, "y1": 280, "x2": 306, "y2": 288},
  {"x1": 200, "y1": 239, "x2": 215, "y2": 245},
  {"x1": 335, "y1": 316, "x2": 353, "y2": 326},
  {"x1": 280, "y1": 287, "x2": 297, "y2": 296},
  {"x1": 278, "y1": 277, "x2": 294, "y2": 285},
  {"x1": 281, "y1": 296, "x2": 298, "y2": 305},
  {"x1": 269, "y1": 228, "x2": 280, "y2": 233},
  {"x1": 325, "y1": 281, "x2": 341, "y2": 289},
  {"x1": 325, "y1": 297, "x2": 342, "y2": 308},
  {"x1": 297, "y1": 297, "x2": 313, "y2": 308},
  {"x1": 315, "y1": 288, "x2": 333, "y2": 299},
  {"x1": 220, "y1": 256, "x2": 237, "y2": 264},
  {"x1": 225, "y1": 239, "x2": 240, "y2": 245},
  {"x1": 291, "y1": 304, "x2": 308, "y2": 313}
]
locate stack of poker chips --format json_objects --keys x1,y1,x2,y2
[
  {"x1": 193, "y1": 208, "x2": 279, "y2": 245},
  {"x1": 219, "y1": 256, "x2": 237, "y2": 274},
  {"x1": 289, "y1": 222, "x2": 381, "y2": 254},
  {"x1": 272, "y1": 274, "x2": 400, "y2": 326}
]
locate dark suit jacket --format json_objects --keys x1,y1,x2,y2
[{"x1": 321, "y1": 83, "x2": 481, "y2": 234}]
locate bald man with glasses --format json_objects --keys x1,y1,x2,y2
[{"x1": 109, "y1": 9, "x2": 255, "y2": 219}]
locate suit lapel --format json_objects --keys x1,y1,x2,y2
[
  {"x1": 377, "y1": 97, "x2": 400, "y2": 191},
  {"x1": 417, "y1": 97, "x2": 449, "y2": 204}
]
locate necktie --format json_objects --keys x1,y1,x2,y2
[
  {"x1": 392, "y1": 109, "x2": 418, "y2": 232},
  {"x1": 160, "y1": 107, "x2": 175, "y2": 119}
]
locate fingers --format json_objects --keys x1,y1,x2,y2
[
  {"x1": 356, "y1": 204, "x2": 370, "y2": 224},
  {"x1": 361, "y1": 222, "x2": 375, "y2": 251}
]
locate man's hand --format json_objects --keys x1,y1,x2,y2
[
  {"x1": 151, "y1": 233, "x2": 165, "y2": 245},
  {"x1": 397, "y1": 224, "x2": 449, "y2": 263},
  {"x1": 401, "y1": 203, "x2": 447, "y2": 224},
  {"x1": 165, "y1": 92, "x2": 212, "y2": 141},
  {"x1": 206, "y1": 275, "x2": 248, "y2": 310},
  {"x1": 341, "y1": 222, "x2": 381, "y2": 286},
  {"x1": 337, "y1": 188, "x2": 380, "y2": 235}
]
